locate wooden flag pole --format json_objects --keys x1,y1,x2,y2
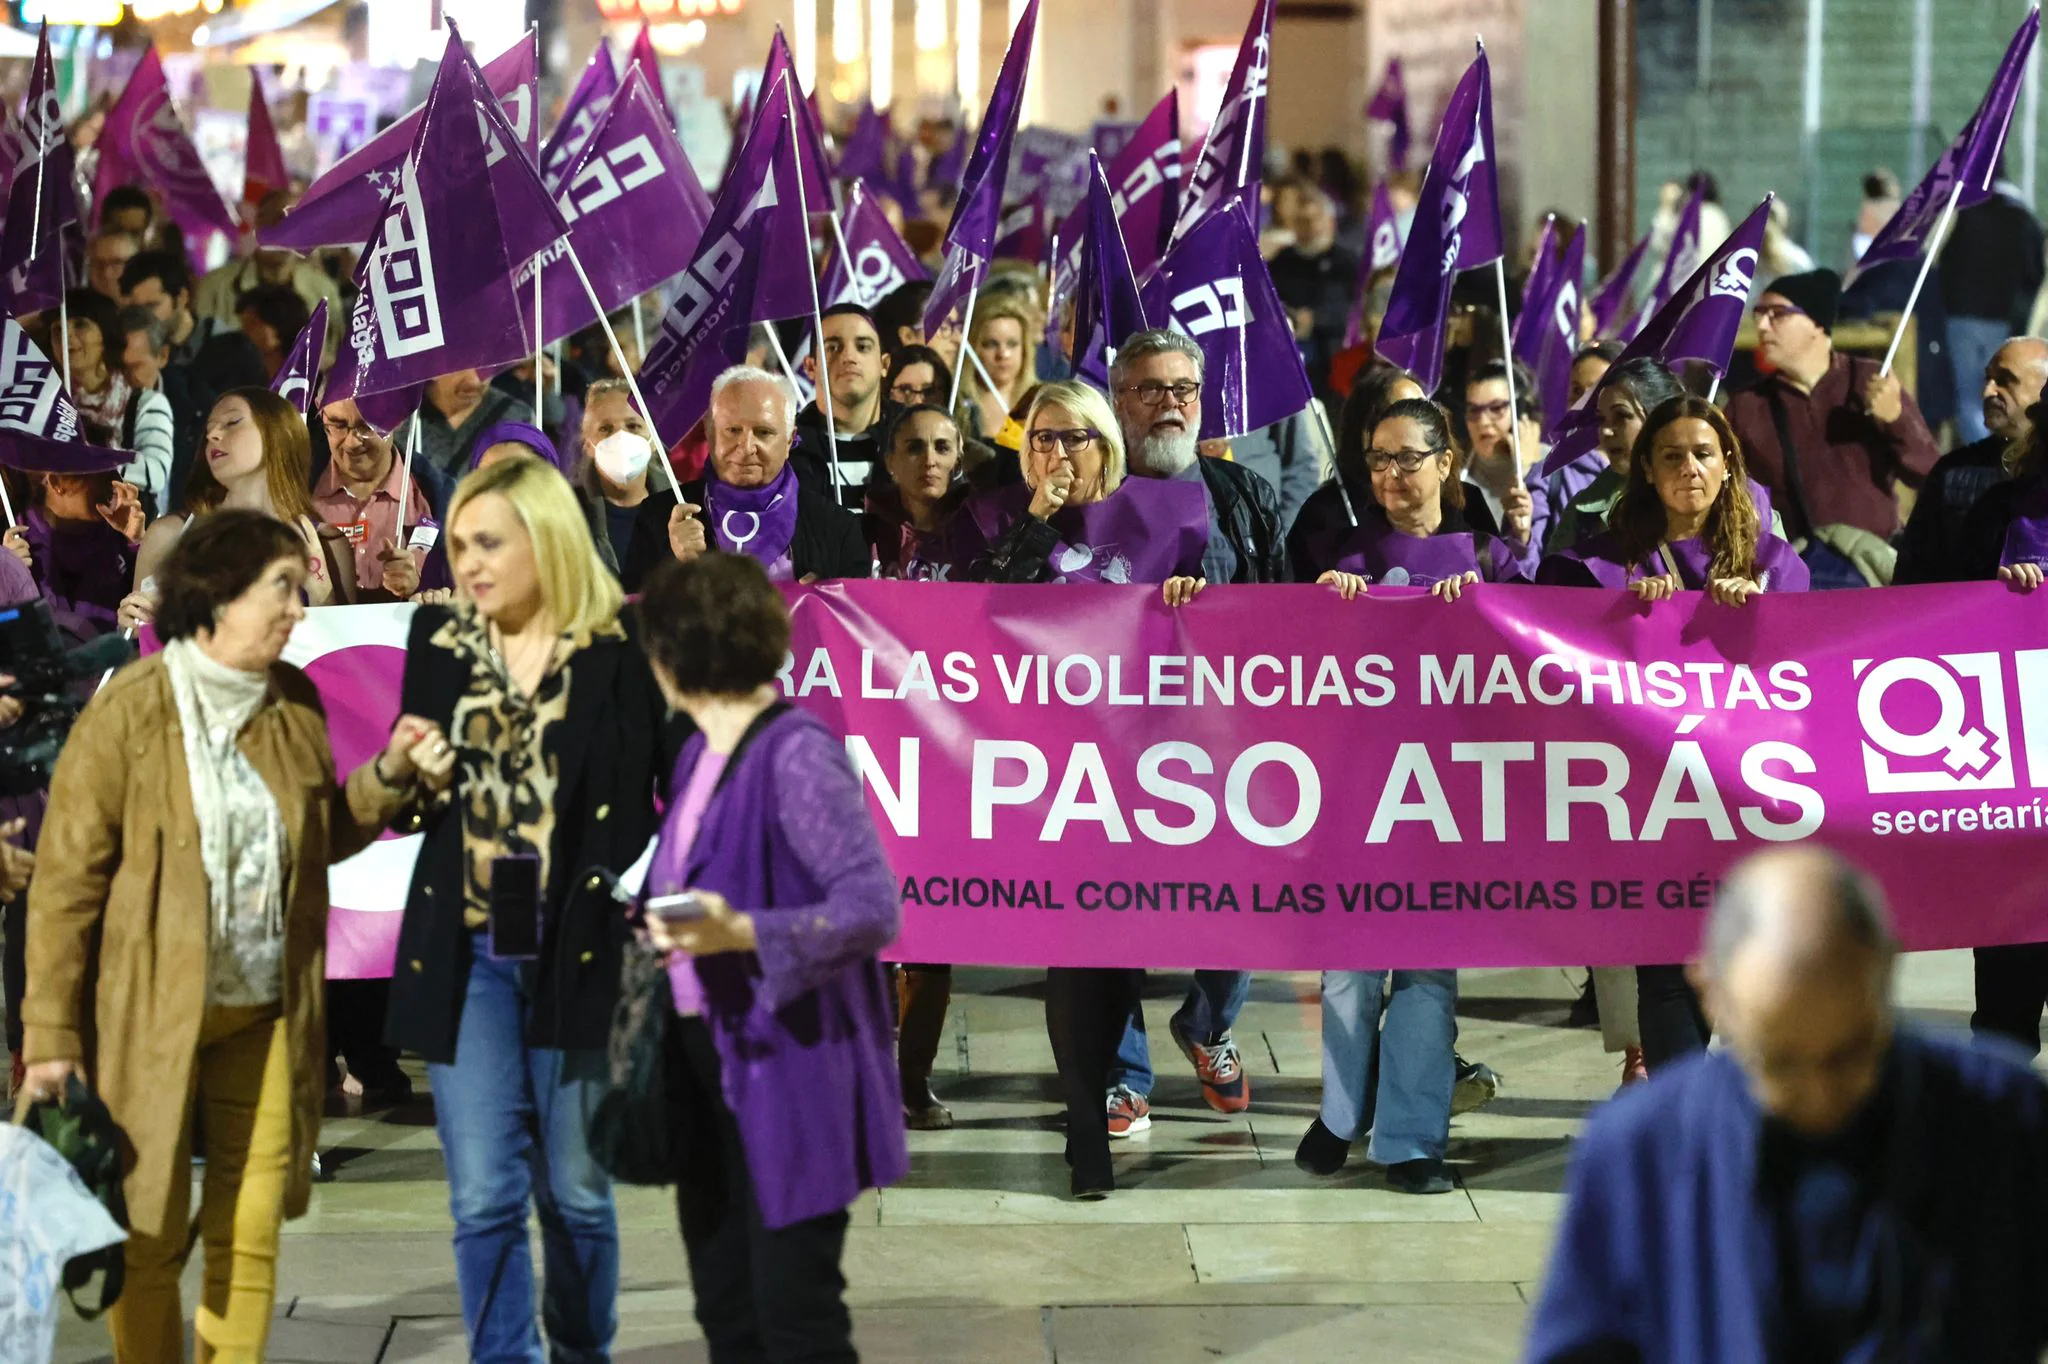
[
  {"x1": 562, "y1": 237, "x2": 681, "y2": 494},
  {"x1": 1879, "y1": 180, "x2": 1966, "y2": 378},
  {"x1": 1492, "y1": 257, "x2": 1525, "y2": 481}
]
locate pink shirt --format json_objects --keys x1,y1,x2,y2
[
  {"x1": 662, "y1": 751, "x2": 728, "y2": 1015},
  {"x1": 311, "y1": 458, "x2": 434, "y2": 591}
]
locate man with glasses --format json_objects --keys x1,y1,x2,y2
[
  {"x1": 1526, "y1": 847, "x2": 2048, "y2": 1363},
  {"x1": 312, "y1": 398, "x2": 444, "y2": 599},
  {"x1": 1724, "y1": 270, "x2": 1939, "y2": 583},
  {"x1": 794, "y1": 303, "x2": 892, "y2": 510},
  {"x1": 1093, "y1": 329, "x2": 1283, "y2": 1131}
]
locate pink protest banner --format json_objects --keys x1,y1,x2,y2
[{"x1": 283, "y1": 584, "x2": 2048, "y2": 977}]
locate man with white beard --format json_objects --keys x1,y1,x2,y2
[
  {"x1": 1089, "y1": 330, "x2": 1284, "y2": 1138},
  {"x1": 1109, "y1": 330, "x2": 1287, "y2": 586}
]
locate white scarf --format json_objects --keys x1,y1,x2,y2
[{"x1": 164, "y1": 637, "x2": 288, "y2": 1006}]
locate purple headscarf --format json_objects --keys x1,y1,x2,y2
[{"x1": 468, "y1": 420, "x2": 564, "y2": 473}]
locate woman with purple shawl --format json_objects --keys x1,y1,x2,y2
[
  {"x1": 1292, "y1": 396, "x2": 1527, "y2": 1196},
  {"x1": 1538, "y1": 395, "x2": 1809, "y2": 1075},
  {"x1": 635, "y1": 552, "x2": 906, "y2": 1360}
]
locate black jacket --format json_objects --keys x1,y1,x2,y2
[
  {"x1": 383, "y1": 606, "x2": 686, "y2": 1063},
  {"x1": 1954, "y1": 474, "x2": 2041, "y2": 583},
  {"x1": 1893, "y1": 437, "x2": 2009, "y2": 584},
  {"x1": 622, "y1": 475, "x2": 871, "y2": 586},
  {"x1": 1196, "y1": 456, "x2": 1288, "y2": 583},
  {"x1": 792, "y1": 403, "x2": 890, "y2": 510}
]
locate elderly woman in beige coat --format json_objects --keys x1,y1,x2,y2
[{"x1": 20, "y1": 509, "x2": 456, "y2": 1364}]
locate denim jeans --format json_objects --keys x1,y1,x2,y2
[
  {"x1": 1948, "y1": 315, "x2": 2010, "y2": 446},
  {"x1": 1108, "y1": 970, "x2": 1253, "y2": 1097},
  {"x1": 427, "y1": 944, "x2": 618, "y2": 1364},
  {"x1": 1317, "y1": 969, "x2": 1456, "y2": 1164}
]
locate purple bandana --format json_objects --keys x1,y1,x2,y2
[{"x1": 707, "y1": 458, "x2": 801, "y2": 578}]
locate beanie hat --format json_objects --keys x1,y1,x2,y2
[{"x1": 1760, "y1": 268, "x2": 1841, "y2": 333}]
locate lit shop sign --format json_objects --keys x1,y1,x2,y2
[{"x1": 595, "y1": 0, "x2": 744, "y2": 18}]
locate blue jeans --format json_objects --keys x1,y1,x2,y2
[
  {"x1": 427, "y1": 945, "x2": 618, "y2": 1364},
  {"x1": 1318, "y1": 969, "x2": 1457, "y2": 1164},
  {"x1": 1948, "y1": 315, "x2": 2010, "y2": 445},
  {"x1": 1108, "y1": 970, "x2": 1252, "y2": 1097}
]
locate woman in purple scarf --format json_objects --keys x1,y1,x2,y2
[
  {"x1": 863, "y1": 403, "x2": 970, "y2": 582},
  {"x1": 1292, "y1": 396, "x2": 1527, "y2": 1195},
  {"x1": 1538, "y1": 396, "x2": 1809, "y2": 1073},
  {"x1": 635, "y1": 552, "x2": 906, "y2": 1361}
]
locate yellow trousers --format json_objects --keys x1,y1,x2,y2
[{"x1": 108, "y1": 1003, "x2": 294, "y2": 1364}]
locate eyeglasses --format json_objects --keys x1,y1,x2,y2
[
  {"x1": 321, "y1": 418, "x2": 379, "y2": 444},
  {"x1": 1464, "y1": 400, "x2": 1512, "y2": 422},
  {"x1": 890, "y1": 380, "x2": 935, "y2": 402},
  {"x1": 1752, "y1": 303, "x2": 1806, "y2": 325},
  {"x1": 1027, "y1": 427, "x2": 1101, "y2": 454},
  {"x1": 1122, "y1": 380, "x2": 1201, "y2": 408},
  {"x1": 1363, "y1": 446, "x2": 1444, "y2": 473}
]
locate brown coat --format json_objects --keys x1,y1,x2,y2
[{"x1": 21, "y1": 654, "x2": 408, "y2": 1239}]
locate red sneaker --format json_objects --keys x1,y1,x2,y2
[
  {"x1": 1175, "y1": 1028, "x2": 1250, "y2": 1113},
  {"x1": 1105, "y1": 1084, "x2": 1152, "y2": 1138}
]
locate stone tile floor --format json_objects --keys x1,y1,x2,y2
[{"x1": 53, "y1": 952, "x2": 1985, "y2": 1362}]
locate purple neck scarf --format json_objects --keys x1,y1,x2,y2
[
  {"x1": 967, "y1": 477, "x2": 1209, "y2": 584},
  {"x1": 1329, "y1": 512, "x2": 1524, "y2": 587},
  {"x1": 1559, "y1": 531, "x2": 1810, "y2": 593},
  {"x1": 707, "y1": 459, "x2": 801, "y2": 574}
]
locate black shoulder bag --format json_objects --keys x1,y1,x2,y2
[{"x1": 22, "y1": 1074, "x2": 129, "y2": 1319}]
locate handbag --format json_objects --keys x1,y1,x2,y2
[
  {"x1": 587, "y1": 920, "x2": 678, "y2": 1186},
  {"x1": 20, "y1": 1074, "x2": 129, "y2": 1319}
]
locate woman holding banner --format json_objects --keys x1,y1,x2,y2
[
  {"x1": 1293, "y1": 396, "x2": 1528, "y2": 1194},
  {"x1": 865, "y1": 403, "x2": 969, "y2": 583},
  {"x1": 384, "y1": 456, "x2": 681, "y2": 1361},
  {"x1": 20, "y1": 508, "x2": 452, "y2": 1362},
  {"x1": 967, "y1": 379, "x2": 1207, "y2": 1197},
  {"x1": 120, "y1": 389, "x2": 362, "y2": 632},
  {"x1": 634, "y1": 551, "x2": 906, "y2": 1359},
  {"x1": 1286, "y1": 363, "x2": 1425, "y2": 581},
  {"x1": 1537, "y1": 396, "x2": 1810, "y2": 1068}
]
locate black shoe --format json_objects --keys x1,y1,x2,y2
[
  {"x1": 1387, "y1": 1158, "x2": 1454, "y2": 1196},
  {"x1": 1293, "y1": 1118, "x2": 1351, "y2": 1176},
  {"x1": 1565, "y1": 975, "x2": 1601, "y2": 1028},
  {"x1": 1070, "y1": 1167, "x2": 1114, "y2": 1200}
]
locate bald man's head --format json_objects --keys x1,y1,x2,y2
[
  {"x1": 1694, "y1": 849, "x2": 1896, "y2": 1138},
  {"x1": 1983, "y1": 338, "x2": 2048, "y2": 443}
]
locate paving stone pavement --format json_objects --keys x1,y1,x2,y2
[{"x1": 52, "y1": 953, "x2": 1987, "y2": 1362}]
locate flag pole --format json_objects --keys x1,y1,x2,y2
[
  {"x1": 57, "y1": 291, "x2": 70, "y2": 395},
  {"x1": 630, "y1": 297, "x2": 646, "y2": 365},
  {"x1": 561, "y1": 239, "x2": 681, "y2": 494},
  {"x1": 397, "y1": 403, "x2": 418, "y2": 537},
  {"x1": 1310, "y1": 398, "x2": 1356, "y2": 527},
  {"x1": 781, "y1": 80, "x2": 841, "y2": 497},
  {"x1": 532, "y1": 262, "x2": 544, "y2": 418},
  {"x1": 762, "y1": 323, "x2": 808, "y2": 400},
  {"x1": 949, "y1": 274, "x2": 981, "y2": 410},
  {"x1": 1492, "y1": 257, "x2": 1524, "y2": 481},
  {"x1": 1879, "y1": 180, "x2": 1966, "y2": 378}
]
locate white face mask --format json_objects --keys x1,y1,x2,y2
[{"x1": 592, "y1": 429, "x2": 653, "y2": 484}]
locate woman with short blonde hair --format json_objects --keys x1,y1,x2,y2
[
  {"x1": 385, "y1": 453, "x2": 682, "y2": 1360},
  {"x1": 963, "y1": 290, "x2": 1043, "y2": 452}
]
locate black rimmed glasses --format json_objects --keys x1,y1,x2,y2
[
  {"x1": 1363, "y1": 446, "x2": 1444, "y2": 474},
  {"x1": 1027, "y1": 427, "x2": 1102, "y2": 454},
  {"x1": 1122, "y1": 379, "x2": 1201, "y2": 408}
]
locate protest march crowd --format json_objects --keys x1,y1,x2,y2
[{"x1": 3, "y1": 0, "x2": 2048, "y2": 1360}]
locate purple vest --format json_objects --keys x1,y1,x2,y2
[
  {"x1": 23, "y1": 507, "x2": 132, "y2": 633},
  {"x1": 1328, "y1": 513, "x2": 1531, "y2": 587},
  {"x1": 659, "y1": 709, "x2": 908, "y2": 1229},
  {"x1": 961, "y1": 476, "x2": 1209, "y2": 584},
  {"x1": 2001, "y1": 478, "x2": 2048, "y2": 569},
  {"x1": 1543, "y1": 531, "x2": 1812, "y2": 593}
]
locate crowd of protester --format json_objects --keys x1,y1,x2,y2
[{"x1": 2, "y1": 107, "x2": 2046, "y2": 1360}]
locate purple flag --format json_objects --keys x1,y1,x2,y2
[
  {"x1": 1342, "y1": 183, "x2": 1404, "y2": 349},
  {"x1": 1141, "y1": 201, "x2": 1313, "y2": 440},
  {"x1": 993, "y1": 188, "x2": 1046, "y2": 262},
  {"x1": 1588, "y1": 229, "x2": 1650, "y2": 339},
  {"x1": 1374, "y1": 44, "x2": 1502, "y2": 395},
  {"x1": 928, "y1": 124, "x2": 967, "y2": 193},
  {"x1": 1626, "y1": 179, "x2": 1704, "y2": 339},
  {"x1": 1518, "y1": 222, "x2": 1585, "y2": 432},
  {"x1": 1052, "y1": 90, "x2": 1181, "y2": 302},
  {"x1": 530, "y1": 67, "x2": 713, "y2": 349},
  {"x1": 923, "y1": 0, "x2": 1043, "y2": 340},
  {"x1": 243, "y1": 76, "x2": 291, "y2": 215},
  {"x1": 751, "y1": 29, "x2": 838, "y2": 215},
  {"x1": 270, "y1": 298, "x2": 328, "y2": 419},
  {"x1": 637, "y1": 76, "x2": 815, "y2": 446},
  {"x1": 0, "y1": 28, "x2": 77, "y2": 315},
  {"x1": 1366, "y1": 57, "x2": 1411, "y2": 171},
  {"x1": 1168, "y1": 0, "x2": 1272, "y2": 248},
  {"x1": 1511, "y1": 215, "x2": 1562, "y2": 357},
  {"x1": 95, "y1": 47, "x2": 240, "y2": 243},
  {"x1": 540, "y1": 38, "x2": 617, "y2": 193},
  {"x1": 836, "y1": 100, "x2": 890, "y2": 183},
  {"x1": 262, "y1": 33, "x2": 537, "y2": 251},
  {"x1": 1070, "y1": 153, "x2": 1150, "y2": 387},
  {"x1": 1542, "y1": 196, "x2": 1772, "y2": 474},
  {"x1": 823, "y1": 182, "x2": 929, "y2": 309},
  {"x1": 0, "y1": 319, "x2": 127, "y2": 476},
  {"x1": 324, "y1": 28, "x2": 570, "y2": 409},
  {"x1": 627, "y1": 24, "x2": 674, "y2": 129},
  {"x1": 1854, "y1": 6, "x2": 2039, "y2": 276}
]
